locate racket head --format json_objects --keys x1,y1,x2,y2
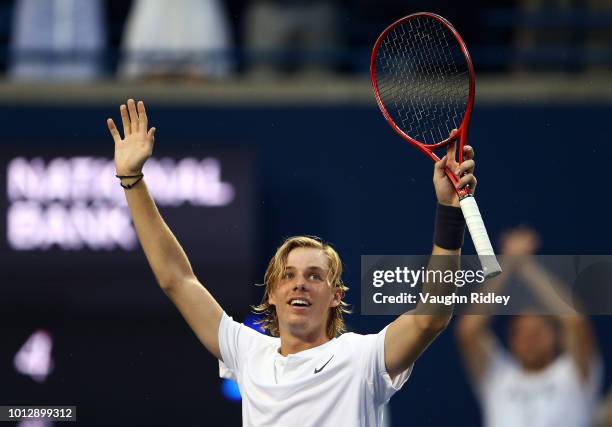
[{"x1": 370, "y1": 12, "x2": 475, "y2": 163}]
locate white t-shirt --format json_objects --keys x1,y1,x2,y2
[
  {"x1": 477, "y1": 344, "x2": 602, "y2": 427},
  {"x1": 218, "y1": 312, "x2": 412, "y2": 427}
]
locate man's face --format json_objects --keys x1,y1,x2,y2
[
  {"x1": 268, "y1": 247, "x2": 341, "y2": 339},
  {"x1": 509, "y1": 315, "x2": 557, "y2": 371}
]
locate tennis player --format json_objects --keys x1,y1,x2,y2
[
  {"x1": 107, "y1": 99, "x2": 476, "y2": 426},
  {"x1": 456, "y1": 227, "x2": 602, "y2": 427}
]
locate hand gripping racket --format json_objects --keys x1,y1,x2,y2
[{"x1": 370, "y1": 12, "x2": 502, "y2": 278}]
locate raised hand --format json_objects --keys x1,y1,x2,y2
[
  {"x1": 500, "y1": 227, "x2": 540, "y2": 256},
  {"x1": 433, "y1": 129, "x2": 477, "y2": 207},
  {"x1": 107, "y1": 99, "x2": 156, "y2": 176}
]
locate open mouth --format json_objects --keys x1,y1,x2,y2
[{"x1": 288, "y1": 298, "x2": 311, "y2": 307}]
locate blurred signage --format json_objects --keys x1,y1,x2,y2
[
  {"x1": 7, "y1": 156, "x2": 235, "y2": 250},
  {"x1": 1, "y1": 146, "x2": 257, "y2": 310}
]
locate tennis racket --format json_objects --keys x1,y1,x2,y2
[{"x1": 370, "y1": 12, "x2": 502, "y2": 278}]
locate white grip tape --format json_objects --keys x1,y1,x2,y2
[{"x1": 459, "y1": 196, "x2": 502, "y2": 278}]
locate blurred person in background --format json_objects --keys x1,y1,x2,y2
[
  {"x1": 9, "y1": 0, "x2": 105, "y2": 81},
  {"x1": 118, "y1": 0, "x2": 233, "y2": 80},
  {"x1": 456, "y1": 227, "x2": 603, "y2": 427},
  {"x1": 515, "y1": 0, "x2": 576, "y2": 75},
  {"x1": 513, "y1": 0, "x2": 575, "y2": 73},
  {"x1": 514, "y1": 0, "x2": 612, "y2": 73},
  {"x1": 244, "y1": 0, "x2": 339, "y2": 77},
  {"x1": 585, "y1": 0, "x2": 612, "y2": 74}
]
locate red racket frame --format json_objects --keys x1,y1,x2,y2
[{"x1": 370, "y1": 12, "x2": 476, "y2": 199}]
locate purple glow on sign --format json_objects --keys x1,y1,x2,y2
[
  {"x1": 8, "y1": 201, "x2": 136, "y2": 250},
  {"x1": 6, "y1": 157, "x2": 235, "y2": 250},
  {"x1": 17, "y1": 420, "x2": 54, "y2": 427},
  {"x1": 14, "y1": 330, "x2": 54, "y2": 383}
]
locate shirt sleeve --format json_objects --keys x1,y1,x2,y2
[
  {"x1": 361, "y1": 326, "x2": 413, "y2": 405},
  {"x1": 218, "y1": 312, "x2": 268, "y2": 381},
  {"x1": 564, "y1": 352, "x2": 604, "y2": 403}
]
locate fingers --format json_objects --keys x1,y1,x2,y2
[
  {"x1": 118, "y1": 99, "x2": 149, "y2": 136},
  {"x1": 457, "y1": 173, "x2": 477, "y2": 190},
  {"x1": 455, "y1": 145, "x2": 475, "y2": 177},
  {"x1": 434, "y1": 154, "x2": 448, "y2": 178},
  {"x1": 107, "y1": 118, "x2": 121, "y2": 143},
  {"x1": 147, "y1": 127, "x2": 156, "y2": 141},
  {"x1": 120, "y1": 104, "x2": 130, "y2": 136},
  {"x1": 463, "y1": 145, "x2": 474, "y2": 160},
  {"x1": 138, "y1": 100, "x2": 148, "y2": 130},
  {"x1": 446, "y1": 139, "x2": 457, "y2": 165},
  {"x1": 127, "y1": 99, "x2": 139, "y2": 134},
  {"x1": 456, "y1": 159, "x2": 475, "y2": 175},
  {"x1": 445, "y1": 128, "x2": 459, "y2": 158}
]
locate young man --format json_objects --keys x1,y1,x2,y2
[
  {"x1": 456, "y1": 228, "x2": 602, "y2": 427},
  {"x1": 107, "y1": 99, "x2": 477, "y2": 426}
]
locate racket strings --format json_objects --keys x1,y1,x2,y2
[{"x1": 375, "y1": 16, "x2": 470, "y2": 146}]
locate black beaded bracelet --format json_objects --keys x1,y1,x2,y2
[
  {"x1": 433, "y1": 203, "x2": 466, "y2": 250},
  {"x1": 115, "y1": 173, "x2": 144, "y2": 189}
]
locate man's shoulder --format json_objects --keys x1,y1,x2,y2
[
  {"x1": 223, "y1": 314, "x2": 278, "y2": 348},
  {"x1": 336, "y1": 330, "x2": 380, "y2": 348},
  {"x1": 243, "y1": 326, "x2": 279, "y2": 347},
  {"x1": 337, "y1": 331, "x2": 366, "y2": 340}
]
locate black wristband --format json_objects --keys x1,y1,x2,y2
[
  {"x1": 433, "y1": 203, "x2": 466, "y2": 250},
  {"x1": 116, "y1": 173, "x2": 144, "y2": 189},
  {"x1": 115, "y1": 173, "x2": 143, "y2": 179}
]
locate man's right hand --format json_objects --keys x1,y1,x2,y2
[{"x1": 107, "y1": 99, "x2": 156, "y2": 176}]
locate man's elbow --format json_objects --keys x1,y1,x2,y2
[
  {"x1": 455, "y1": 317, "x2": 476, "y2": 341},
  {"x1": 415, "y1": 315, "x2": 451, "y2": 336},
  {"x1": 560, "y1": 315, "x2": 589, "y2": 329},
  {"x1": 157, "y1": 275, "x2": 177, "y2": 292},
  {"x1": 158, "y1": 274, "x2": 194, "y2": 293}
]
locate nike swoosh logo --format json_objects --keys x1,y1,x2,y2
[{"x1": 314, "y1": 355, "x2": 334, "y2": 374}]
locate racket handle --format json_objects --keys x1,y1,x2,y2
[{"x1": 459, "y1": 195, "x2": 502, "y2": 278}]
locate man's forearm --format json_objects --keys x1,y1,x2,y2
[
  {"x1": 412, "y1": 202, "x2": 465, "y2": 329},
  {"x1": 122, "y1": 177, "x2": 194, "y2": 288},
  {"x1": 413, "y1": 245, "x2": 460, "y2": 330},
  {"x1": 518, "y1": 258, "x2": 576, "y2": 314}
]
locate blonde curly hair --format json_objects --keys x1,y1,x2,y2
[{"x1": 252, "y1": 236, "x2": 351, "y2": 339}]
